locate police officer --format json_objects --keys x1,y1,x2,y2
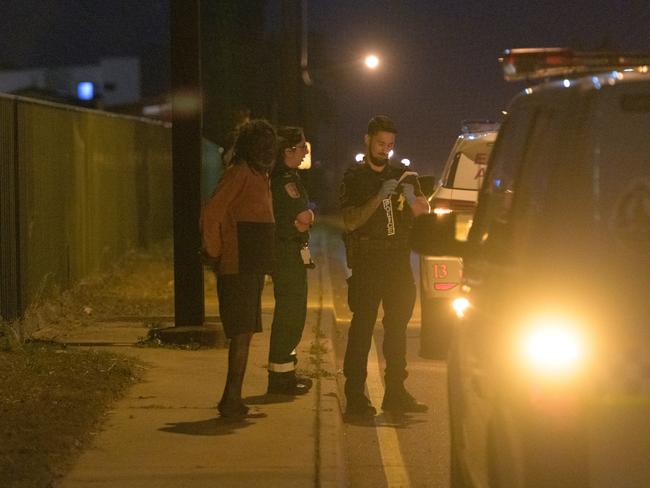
[
  {"x1": 340, "y1": 115, "x2": 430, "y2": 417},
  {"x1": 267, "y1": 126, "x2": 315, "y2": 395}
]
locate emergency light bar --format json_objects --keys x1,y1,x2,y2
[
  {"x1": 500, "y1": 48, "x2": 650, "y2": 81},
  {"x1": 461, "y1": 120, "x2": 499, "y2": 134}
]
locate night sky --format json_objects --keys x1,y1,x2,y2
[
  {"x1": 309, "y1": 0, "x2": 650, "y2": 174},
  {"x1": 2, "y1": 0, "x2": 649, "y2": 175}
]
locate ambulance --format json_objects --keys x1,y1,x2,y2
[{"x1": 419, "y1": 120, "x2": 498, "y2": 359}]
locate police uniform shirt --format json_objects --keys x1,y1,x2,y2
[
  {"x1": 340, "y1": 159, "x2": 422, "y2": 240},
  {"x1": 271, "y1": 164, "x2": 310, "y2": 244}
]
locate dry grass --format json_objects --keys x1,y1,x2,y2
[
  {"x1": 0, "y1": 241, "x2": 176, "y2": 487},
  {"x1": 0, "y1": 338, "x2": 142, "y2": 488},
  {"x1": 18, "y1": 240, "x2": 176, "y2": 337}
]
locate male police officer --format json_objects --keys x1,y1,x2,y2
[{"x1": 340, "y1": 115, "x2": 430, "y2": 417}]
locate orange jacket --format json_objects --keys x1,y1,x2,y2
[{"x1": 200, "y1": 162, "x2": 275, "y2": 275}]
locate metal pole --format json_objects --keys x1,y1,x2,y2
[
  {"x1": 0, "y1": 98, "x2": 21, "y2": 321},
  {"x1": 170, "y1": 0, "x2": 205, "y2": 326}
]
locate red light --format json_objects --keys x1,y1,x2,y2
[
  {"x1": 432, "y1": 198, "x2": 475, "y2": 212},
  {"x1": 434, "y1": 283, "x2": 458, "y2": 291},
  {"x1": 545, "y1": 55, "x2": 571, "y2": 65},
  {"x1": 500, "y1": 47, "x2": 650, "y2": 82}
]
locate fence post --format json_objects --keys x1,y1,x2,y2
[{"x1": 0, "y1": 97, "x2": 22, "y2": 322}]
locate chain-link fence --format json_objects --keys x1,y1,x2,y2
[{"x1": 0, "y1": 95, "x2": 172, "y2": 323}]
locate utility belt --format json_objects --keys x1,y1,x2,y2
[{"x1": 343, "y1": 233, "x2": 409, "y2": 268}]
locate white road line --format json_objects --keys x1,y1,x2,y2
[{"x1": 367, "y1": 337, "x2": 411, "y2": 488}]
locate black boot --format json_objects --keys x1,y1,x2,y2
[
  {"x1": 344, "y1": 381, "x2": 376, "y2": 418},
  {"x1": 382, "y1": 386, "x2": 428, "y2": 413},
  {"x1": 344, "y1": 394, "x2": 377, "y2": 417}
]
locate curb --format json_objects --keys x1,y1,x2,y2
[{"x1": 312, "y1": 227, "x2": 348, "y2": 488}]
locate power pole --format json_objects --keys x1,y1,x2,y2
[
  {"x1": 170, "y1": 0, "x2": 205, "y2": 327},
  {"x1": 279, "y1": 0, "x2": 303, "y2": 125}
]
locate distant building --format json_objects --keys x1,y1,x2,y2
[{"x1": 0, "y1": 57, "x2": 141, "y2": 109}]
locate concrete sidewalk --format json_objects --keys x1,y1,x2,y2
[{"x1": 46, "y1": 229, "x2": 346, "y2": 487}]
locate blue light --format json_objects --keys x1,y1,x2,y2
[
  {"x1": 77, "y1": 82, "x2": 94, "y2": 101},
  {"x1": 494, "y1": 179, "x2": 502, "y2": 189},
  {"x1": 563, "y1": 79, "x2": 571, "y2": 88},
  {"x1": 592, "y1": 76, "x2": 602, "y2": 90}
]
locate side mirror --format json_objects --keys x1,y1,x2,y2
[
  {"x1": 417, "y1": 175, "x2": 437, "y2": 200},
  {"x1": 410, "y1": 212, "x2": 463, "y2": 256}
]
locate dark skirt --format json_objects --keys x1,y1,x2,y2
[{"x1": 216, "y1": 273, "x2": 265, "y2": 338}]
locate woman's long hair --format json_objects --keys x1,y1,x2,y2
[{"x1": 231, "y1": 119, "x2": 277, "y2": 172}]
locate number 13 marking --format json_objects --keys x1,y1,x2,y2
[{"x1": 433, "y1": 264, "x2": 448, "y2": 279}]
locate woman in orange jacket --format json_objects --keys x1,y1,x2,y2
[{"x1": 200, "y1": 120, "x2": 276, "y2": 417}]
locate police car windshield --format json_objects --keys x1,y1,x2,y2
[{"x1": 443, "y1": 138, "x2": 494, "y2": 191}]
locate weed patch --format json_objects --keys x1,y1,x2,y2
[{"x1": 0, "y1": 342, "x2": 142, "y2": 488}]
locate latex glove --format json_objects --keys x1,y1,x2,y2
[
  {"x1": 378, "y1": 179, "x2": 399, "y2": 199},
  {"x1": 402, "y1": 183, "x2": 417, "y2": 205}
]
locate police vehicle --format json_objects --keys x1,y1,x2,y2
[
  {"x1": 420, "y1": 120, "x2": 499, "y2": 359},
  {"x1": 411, "y1": 48, "x2": 650, "y2": 488}
]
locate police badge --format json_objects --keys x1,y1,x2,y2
[{"x1": 284, "y1": 182, "x2": 300, "y2": 199}]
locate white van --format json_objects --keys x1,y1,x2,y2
[{"x1": 419, "y1": 121, "x2": 498, "y2": 359}]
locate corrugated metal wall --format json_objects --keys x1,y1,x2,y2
[{"x1": 0, "y1": 95, "x2": 171, "y2": 321}]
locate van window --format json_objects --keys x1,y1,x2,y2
[
  {"x1": 443, "y1": 139, "x2": 494, "y2": 191},
  {"x1": 469, "y1": 107, "x2": 537, "y2": 254},
  {"x1": 597, "y1": 90, "x2": 650, "y2": 254},
  {"x1": 510, "y1": 109, "x2": 564, "y2": 255},
  {"x1": 620, "y1": 94, "x2": 650, "y2": 112}
]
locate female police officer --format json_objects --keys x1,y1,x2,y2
[{"x1": 267, "y1": 126, "x2": 315, "y2": 395}]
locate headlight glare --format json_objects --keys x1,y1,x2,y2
[
  {"x1": 520, "y1": 317, "x2": 587, "y2": 376},
  {"x1": 452, "y1": 297, "x2": 470, "y2": 318}
]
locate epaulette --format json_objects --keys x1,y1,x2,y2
[
  {"x1": 272, "y1": 166, "x2": 294, "y2": 180},
  {"x1": 343, "y1": 162, "x2": 364, "y2": 177}
]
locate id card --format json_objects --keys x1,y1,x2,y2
[{"x1": 300, "y1": 245, "x2": 316, "y2": 268}]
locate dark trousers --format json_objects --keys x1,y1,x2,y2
[
  {"x1": 268, "y1": 242, "x2": 307, "y2": 372},
  {"x1": 343, "y1": 250, "x2": 416, "y2": 398}
]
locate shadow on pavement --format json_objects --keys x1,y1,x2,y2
[
  {"x1": 244, "y1": 393, "x2": 296, "y2": 405},
  {"x1": 159, "y1": 414, "x2": 266, "y2": 436}
]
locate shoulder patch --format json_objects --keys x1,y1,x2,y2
[
  {"x1": 284, "y1": 182, "x2": 300, "y2": 199},
  {"x1": 344, "y1": 162, "x2": 363, "y2": 177}
]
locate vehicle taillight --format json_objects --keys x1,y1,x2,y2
[{"x1": 432, "y1": 198, "x2": 475, "y2": 213}]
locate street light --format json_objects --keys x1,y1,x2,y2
[
  {"x1": 365, "y1": 54, "x2": 380, "y2": 70},
  {"x1": 303, "y1": 53, "x2": 382, "y2": 86}
]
